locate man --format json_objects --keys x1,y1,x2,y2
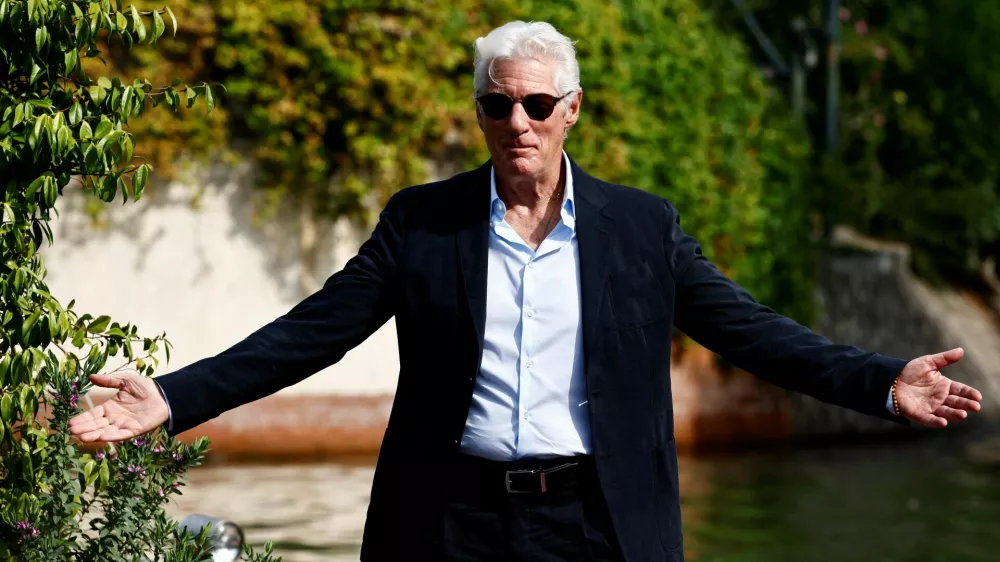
[{"x1": 70, "y1": 21, "x2": 983, "y2": 562}]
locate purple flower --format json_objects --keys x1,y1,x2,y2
[
  {"x1": 14, "y1": 521, "x2": 39, "y2": 541},
  {"x1": 126, "y1": 465, "x2": 147, "y2": 479},
  {"x1": 172, "y1": 482, "x2": 181, "y2": 489},
  {"x1": 173, "y1": 453, "x2": 184, "y2": 463},
  {"x1": 839, "y1": 7, "x2": 851, "y2": 21},
  {"x1": 52, "y1": 392, "x2": 62, "y2": 400},
  {"x1": 68, "y1": 394, "x2": 79, "y2": 410},
  {"x1": 158, "y1": 488, "x2": 166, "y2": 497},
  {"x1": 855, "y1": 20, "x2": 868, "y2": 35},
  {"x1": 95, "y1": 452, "x2": 106, "y2": 460},
  {"x1": 70, "y1": 382, "x2": 78, "y2": 391},
  {"x1": 152, "y1": 445, "x2": 166, "y2": 454},
  {"x1": 131, "y1": 437, "x2": 148, "y2": 447}
]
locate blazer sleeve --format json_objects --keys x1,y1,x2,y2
[
  {"x1": 155, "y1": 193, "x2": 406, "y2": 436},
  {"x1": 663, "y1": 201, "x2": 909, "y2": 425}
]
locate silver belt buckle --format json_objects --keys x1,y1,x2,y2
[{"x1": 505, "y1": 468, "x2": 546, "y2": 493}]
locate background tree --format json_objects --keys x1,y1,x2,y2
[
  {"x1": 0, "y1": 0, "x2": 277, "y2": 560},
  {"x1": 712, "y1": 0, "x2": 1000, "y2": 290},
  {"x1": 112, "y1": 0, "x2": 816, "y2": 324}
]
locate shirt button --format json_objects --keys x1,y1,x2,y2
[
  {"x1": 525, "y1": 361, "x2": 533, "y2": 369},
  {"x1": 526, "y1": 310, "x2": 534, "y2": 318},
  {"x1": 528, "y1": 262, "x2": 535, "y2": 269},
  {"x1": 523, "y1": 412, "x2": 530, "y2": 420}
]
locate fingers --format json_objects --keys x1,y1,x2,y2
[
  {"x1": 949, "y1": 380, "x2": 983, "y2": 403},
  {"x1": 943, "y1": 394, "x2": 981, "y2": 413},
  {"x1": 89, "y1": 373, "x2": 127, "y2": 389},
  {"x1": 933, "y1": 405, "x2": 969, "y2": 422},
  {"x1": 79, "y1": 425, "x2": 133, "y2": 443},
  {"x1": 927, "y1": 347, "x2": 964, "y2": 369},
  {"x1": 68, "y1": 406, "x2": 105, "y2": 435}
]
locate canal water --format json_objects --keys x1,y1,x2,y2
[{"x1": 165, "y1": 425, "x2": 1000, "y2": 562}]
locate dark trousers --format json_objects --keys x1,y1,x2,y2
[{"x1": 440, "y1": 453, "x2": 625, "y2": 562}]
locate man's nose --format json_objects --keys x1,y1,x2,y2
[{"x1": 507, "y1": 102, "x2": 531, "y2": 134}]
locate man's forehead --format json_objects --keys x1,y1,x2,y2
[{"x1": 486, "y1": 57, "x2": 558, "y2": 93}]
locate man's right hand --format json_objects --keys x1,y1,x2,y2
[{"x1": 69, "y1": 371, "x2": 169, "y2": 442}]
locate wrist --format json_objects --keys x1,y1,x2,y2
[{"x1": 891, "y1": 375, "x2": 902, "y2": 416}]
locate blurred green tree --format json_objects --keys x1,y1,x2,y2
[
  {"x1": 713, "y1": 0, "x2": 1000, "y2": 287},
  {"x1": 118, "y1": 0, "x2": 816, "y2": 323}
]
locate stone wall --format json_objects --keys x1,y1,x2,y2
[{"x1": 789, "y1": 228, "x2": 1000, "y2": 436}]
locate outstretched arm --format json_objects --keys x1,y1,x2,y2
[
  {"x1": 71, "y1": 193, "x2": 407, "y2": 440},
  {"x1": 663, "y1": 201, "x2": 981, "y2": 426}
]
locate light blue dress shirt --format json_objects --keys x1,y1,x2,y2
[
  {"x1": 154, "y1": 150, "x2": 898, "y2": 439},
  {"x1": 458, "y1": 152, "x2": 592, "y2": 461}
]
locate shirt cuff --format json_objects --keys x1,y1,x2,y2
[
  {"x1": 153, "y1": 379, "x2": 174, "y2": 433},
  {"x1": 885, "y1": 388, "x2": 896, "y2": 416}
]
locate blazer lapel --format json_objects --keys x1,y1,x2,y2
[
  {"x1": 455, "y1": 160, "x2": 492, "y2": 364},
  {"x1": 571, "y1": 158, "x2": 616, "y2": 379}
]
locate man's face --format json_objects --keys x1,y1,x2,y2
[{"x1": 476, "y1": 58, "x2": 581, "y2": 180}]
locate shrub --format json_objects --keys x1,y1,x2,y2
[{"x1": 0, "y1": 0, "x2": 277, "y2": 560}]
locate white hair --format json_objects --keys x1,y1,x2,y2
[{"x1": 473, "y1": 21, "x2": 581, "y2": 109}]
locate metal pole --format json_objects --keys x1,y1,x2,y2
[{"x1": 825, "y1": 0, "x2": 841, "y2": 151}]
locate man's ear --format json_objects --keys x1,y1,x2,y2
[{"x1": 564, "y1": 89, "x2": 583, "y2": 129}]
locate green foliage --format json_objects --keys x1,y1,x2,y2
[
  {"x1": 0, "y1": 0, "x2": 277, "y2": 559},
  {"x1": 714, "y1": 0, "x2": 1000, "y2": 286},
  {"x1": 118, "y1": 0, "x2": 815, "y2": 321},
  {"x1": 832, "y1": 0, "x2": 1000, "y2": 283}
]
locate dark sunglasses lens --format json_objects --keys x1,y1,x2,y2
[
  {"x1": 523, "y1": 95, "x2": 558, "y2": 120},
  {"x1": 479, "y1": 94, "x2": 513, "y2": 120}
]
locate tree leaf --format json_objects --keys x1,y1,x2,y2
[
  {"x1": 116, "y1": 10, "x2": 127, "y2": 32},
  {"x1": 122, "y1": 134, "x2": 134, "y2": 163},
  {"x1": 97, "y1": 175, "x2": 117, "y2": 202},
  {"x1": 33, "y1": 115, "x2": 47, "y2": 144},
  {"x1": 94, "y1": 119, "x2": 113, "y2": 139},
  {"x1": 69, "y1": 102, "x2": 83, "y2": 126},
  {"x1": 80, "y1": 120, "x2": 93, "y2": 140},
  {"x1": 13, "y1": 103, "x2": 23, "y2": 127},
  {"x1": 0, "y1": 393, "x2": 12, "y2": 423},
  {"x1": 152, "y1": 9, "x2": 165, "y2": 42},
  {"x1": 98, "y1": 76, "x2": 112, "y2": 90},
  {"x1": 22, "y1": 309, "x2": 42, "y2": 340},
  {"x1": 204, "y1": 84, "x2": 215, "y2": 113},
  {"x1": 99, "y1": 460, "x2": 109, "y2": 489},
  {"x1": 133, "y1": 164, "x2": 148, "y2": 200},
  {"x1": 165, "y1": 5, "x2": 177, "y2": 37},
  {"x1": 29, "y1": 64, "x2": 43, "y2": 85},
  {"x1": 130, "y1": 4, "x2": 146, "y2": 43},
  {"x1": 87, "y1": 315, "x2": 111, "y2": 334},
  {"x1": 64, "y1": 49, "x2": 78, "y2": 75},
  {"x1": 35, "y1": 25, "x2": 47, "y2": 54}
]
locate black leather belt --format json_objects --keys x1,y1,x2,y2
[{"x1": 452, "y1": 453, "x2": 595, "y2": 495}]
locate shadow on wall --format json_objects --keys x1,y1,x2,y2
[{"x1": 52, "y1": 153, "x2": 377, "y2": 304}]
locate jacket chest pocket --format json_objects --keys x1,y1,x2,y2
[{"x1": 608, "y1": 259, "x2": 668, "y2": 330}]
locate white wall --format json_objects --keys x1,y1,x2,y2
[{"x1": 42, "y1": 163, "x2": 401, "y2": 396}]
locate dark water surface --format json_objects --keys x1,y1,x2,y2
[{"x1": 166, "y1": 426, "x2": 1000, "y2": 561}]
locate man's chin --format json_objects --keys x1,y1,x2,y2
[{"x1": 496, "y1": 155, "x2": 539, "y2": 178}]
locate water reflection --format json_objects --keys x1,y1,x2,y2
[{"x1": 166, "y1": 428, "x2": 1000, "y2": 562}]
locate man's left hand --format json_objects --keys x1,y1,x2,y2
[{"x1": 895, "y1": 347, "x2": 983, "y2": 427}]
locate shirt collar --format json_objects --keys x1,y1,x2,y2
[{"x1": 489, "y1": 151, "x2": 576, "y2": 231}]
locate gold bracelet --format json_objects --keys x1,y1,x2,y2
[{"x1": 891, "y1": 377, "x2": 900, "y2": 416}]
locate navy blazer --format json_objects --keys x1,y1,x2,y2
[{"x1": 157, "y1": 156, "x2": 909, "y2": 561}]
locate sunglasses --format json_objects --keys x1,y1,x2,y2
[{"x1": 476, "y1": 92, "x2": 572, "y2": 121}]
